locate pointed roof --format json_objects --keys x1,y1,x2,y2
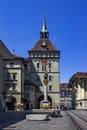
[
  {"x1": 0, "y1": 40, "x2": 13, "y2": 59},
  {"x1": 41, "y1": 16, "x2": 48, "y2": 32}
]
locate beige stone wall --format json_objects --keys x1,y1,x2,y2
[
  {"x1": 73, "y1": 79, "x2": 87, "y2": 109},
  {"x1": 3, "y1": 59, "x2": 25, "y2": 105},
  {"x1": 30, "y1": 59, "x2": 60, "y2": 88},
  {"x1": 84, "y1": 100, "x2": 87, "y2": 109},
  {"x1": 29, "y1": 54, "x2": 60, "y2": 108},
  {"x1": 48, "y1": 93, "x2": 60, "y2": 108}
]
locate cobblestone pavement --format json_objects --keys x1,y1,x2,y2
[{"x1": 3, "y1": 111, "x2": 77, "y2": 130}]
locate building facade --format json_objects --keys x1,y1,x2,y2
[
  {"x1": 60, "y1": 83, "x2": 72, "y2": 110},
  {"x1": 0, "y1": 17, "x2": 60, "y2": 110},
  {"x1": 3, "y1": 57, "x2": 26, "y2": 110},
  {"x1": 69, "y1": 72, "x2": 87, "y2": 109}
]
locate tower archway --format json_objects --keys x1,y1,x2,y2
[
  {"x1": 37, "y1": 95, "x2": 52, "y2": 109},
  {"x1": 5, "y1": 95, "x2": 16, "y2": 110}
]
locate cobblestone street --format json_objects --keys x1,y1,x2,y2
[{"x1": 3, "y1": 111, "x2": 77, "y2": 130}]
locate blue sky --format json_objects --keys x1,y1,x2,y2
[{"x1": 0, "y1": 0, "x2": 87, "y2": 83}]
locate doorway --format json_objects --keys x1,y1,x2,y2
[{"x1": 37, "y1": 95, "x2": 52, "y2": 108}]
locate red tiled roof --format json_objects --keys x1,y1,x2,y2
[
  {"x1": 12, "y1": 54, "x2": 20, "y2": 58},
  {"x1": 74, "y1": 72, "x2": 87, "y2": 78},
  {"x1": 68, "y1": 72, "x2": 87, "y2": 87},
  {"x1": 12, "y1": 54, "x2": 27, "y2": 66},
  {"x1": 29, "y1": 39, "x2": 59, "y2": 52},
  {"x1": 60, "y1": 83, "x2": 68, "y2": 90},
  {"x1": 69, "y1": 72, "x2": 87, "y2": 82}
]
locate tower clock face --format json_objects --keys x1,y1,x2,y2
[{"x1": 41, "y1": 58, "x2": 48, "y2": 65}]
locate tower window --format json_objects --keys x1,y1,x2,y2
[
  {"x1": 42, "y1": 65, "x2": 46, "y2": 72},
  {"x1": 37, "y1": 54, "x2": 39, "y2": 57},
  {"x1": 46, "y1": 53, "x2": 48, "y2": 57},
  {"x1": 26, "y1": 93, "x2": 29, "y2": 98},
  {"x1": 37, "y1": 63, "x2": 40, "y2": 68},
  {"x1": 49, "y1": 85, "x2": 52, "y2": 91},
  {"x1": 33, "y1": 53, "x2": 35, "y2": 57},
  {"x1": 41, "y1": 45, "x2": 47, "y2": 50},
  {"x1": 50, "y1": 54, "x2": 52, "y2": 57},
  {"x1": 49, "y1": 76, "x2": 52, "y2": 81},
  {"x1": 49, "y1": 69, "x2": 51, "y2": 72},
  {"x1": 53, "y1": 54, "x2": 55, "y2": 57},
  {"x1": 49, "y1": 63, "x2": 51, "y2": 68},
  {"x1": 13, "y1": 74, "x2": 16, "y2": 80}
]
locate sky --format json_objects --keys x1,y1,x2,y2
[{"x1": 0, "y1": 0, "x2": 87, "y2": 83}]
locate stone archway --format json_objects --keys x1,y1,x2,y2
[
  {"x1": 37, "y1": 95, "x2": 52, "y2": 109},
  {"x1": 5, "y1": 95, "x2": 16, "y2": 110}
]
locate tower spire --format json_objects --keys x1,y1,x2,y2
[
  {"x1": 42, "y1": 16, "x2": 47, "y2": 32},
  {"x1": 40, "y1": 15, "x2": 49, "y2": 39}
]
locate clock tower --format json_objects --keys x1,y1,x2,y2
[{"x1": 27, "y1": 17, "x2": 60, "y2": 109}]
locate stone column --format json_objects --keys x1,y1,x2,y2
[
  {"x1": 44, "y1": 85, "x2": 47, "y2": 101},
  {"x1": 43, "y1": 71, "x2": 48, "y2": 101}
]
